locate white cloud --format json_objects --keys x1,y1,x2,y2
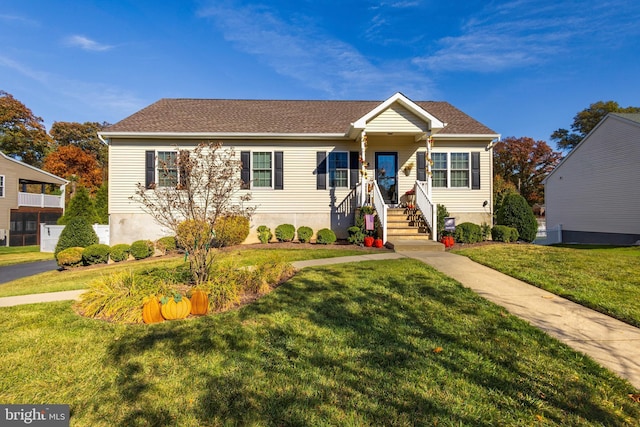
[{"x1": 65, "y1": 35, "x2": 114, "y2": 52}]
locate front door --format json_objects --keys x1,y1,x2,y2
[{"x1": 375, "y1": 152, "x2": 398, "y2": 204}]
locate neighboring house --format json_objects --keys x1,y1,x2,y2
[
  {"x1": 99, "y1": 92, "x2": 499, "y2": 245},
  {"x1": 0, "y1": 151, "x2": 68, "y2": 246},
  {"x1": 544, "y1": 113, "x2": 640, "y2": 245}
]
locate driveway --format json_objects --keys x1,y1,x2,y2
[{"x1": 0, "y1": 260, "x2": 59, "y2": 284}]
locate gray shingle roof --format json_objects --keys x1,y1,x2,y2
[{"x1": 104, "y1": 98, "x2": 497, "y2": 136}]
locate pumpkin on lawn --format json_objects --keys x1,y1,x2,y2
[
  {"x1": 142, "y1": 295, "x2": 164, "y2": 324},
  {"x1": 190, "y1": 289, "x2": 209, "y2": 315},
  {"x1": 161, "y1": 293, "x2": 191, "y2": 320}
]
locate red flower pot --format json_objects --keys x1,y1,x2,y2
[
  {"x1": 364, "y1": 236, "x2": 374, "y2": 247},
  {"x1": 373, "y1": 238, "x2": 384, "y2": 248}
]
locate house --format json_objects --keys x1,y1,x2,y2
[
  {"x1": 0, "y1": 152, "x2": 68, "y2": 246},
  {"x1": 99, "y1": 93, "x2": 499, "y2": 245},
  {"x1": 544, "y1": 113, "x2": 640, "y2": 245}
]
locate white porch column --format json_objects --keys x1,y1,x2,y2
[
  {"x1": 360, "y1": 130, "x2": 367, "y2": 206},
  {"x1": 426, "y1": 132, "x2": 433, "y2": 197}
]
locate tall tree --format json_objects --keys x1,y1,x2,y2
[
  {"x1": 0, "y1": 90, "x2": 52, "y2": 166},
  {"x1": 49, "y1": 121, "x2": 109, "y2": 168},
  {"x1": 57, "y1": 186, "x2": 99, "y2": 225},
  {"x1": 551, "y1": 100, "x2": 640, "y2": 151},
  {"x1": 493, "y1": 136, "x2": 562, "y2": 206},
  {"x1": 43, "y1": 145, "x2": 103, "y2": 195}
]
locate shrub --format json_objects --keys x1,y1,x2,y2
[
  {"x1": 496, "y1": 193, "x2": 538, "y2": 242},
  {"x1": 156, "y1": 236, "x2": 177, "y2": 253},
  {"x1": 491, "y1": 225, "x2": 519, "y2": 243},
  {"x1": 110, "y1": 244, "x2": 131, "y2": 262},
  {"x1": 454, "y1": 222, "x2": 482, "y2": 244},
  {"x1": 82, "y1": 244, "x2": 110, "y2": 265},
  {"x1": 56, "y1": 247, "x2": 84, "y2": 268},
  {"x1": 55, "y1": 217, "x2": 99, "y2": 256},
  {"x1": 297, "y1": 226, "x2": 313, "y2": 243},
  {"x1": 275, "y1": 224, "x2": 296, "y2": 242},
  {"x1": 347, "y1": 226, "x2": 365, "y2": 245},
  {"x1": 130, "y1": 240, "x2": 154, "y2": 260},
  {"x1": 215, "y1": 216, "x2": 250, "y2": 247},
  {"x1": 481, "y1": 222, "x2": 491, "y2": 241},
  {"x1": 257, "y1": 225, "x2": 272, "y2": 244},
  {"x1": 437, "y1": 204, "x2": 450, "y2": 239},
  {"x1": 176, "y1": 219, "x2": 213, "y2": 250},
  {"x1": 316, "y1": 228, "x2": 337, "y2": 245}
]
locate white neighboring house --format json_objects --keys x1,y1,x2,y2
[
  {"x1": 544, "y1": 113, "x2": 640, "y2": 245},
  {"x1": 99, "y1": 92, "x2": 499, "y2": 245}
]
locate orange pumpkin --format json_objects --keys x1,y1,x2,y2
[
  {"x1": 142, "y1": 295, "x2": 164, "y2": 324},
  {"x1": 161, "y1": 294, "x2": 192, "y2": 320},
  {"x1": 190, "y1": 290, "x2": 209, "y2": 315}
]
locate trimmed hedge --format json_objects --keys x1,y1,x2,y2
[
  {"x1": 496, "y1": 193, "x2": 538, "y2": 242},
  {"x1": 110, "y1": 244, "x2": 131, "y2": 262},
  {"x1": 215, "y1": 216, "x2": 250, "y2": 247},
  {"x1": 275, "y1": 224, "x2": 296, "y2": 242},
  {"x1": 297, "y1": 226, "x2": 313, "y2": 243},
  {"x1": 257, "y1": 225, "x2": 272, "y2": 244},
  {"x1": 156, "y1": 236, "x2": 177, "y2": 253},
  {"x1": 491, "y1": 225, "x2": 519, "y2": 243},
  {"x1": 82, "y1": 244, "x2": 111, "y2": 265},
  {"x1": 130, "y1": 240, "x2": 154, "y2": 260},
  {"x1": 316, "y1": 228, "x2": 337, "y2": 245},
  {"x1": 56, "y1": 247, "x2": 84, "y2": 268},
  {"x1": 454, "y1": 222, "x2": 482, "y2": 244}
]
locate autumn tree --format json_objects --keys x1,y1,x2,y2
[
  {"x1": 43, "y1": 145, "x2": 103, "y2": 195},
  {"x1": 551, "y1": 100, "x2": 640, "y2": 151},
  {"x1": 49, "y1": 121, "x2": 109, "y2": 168},
  {"x1": 132, "y1": 142, "x2": 254, "y2": 284},
  {"x1": 493, "y1": 136, "x2": 562, "y2": 206},
  {"x1": 0, "y1": 90, "x2": 52, "y2": 166}
]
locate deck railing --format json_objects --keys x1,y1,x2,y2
[{"x1": 18, "y1": 192, "x2": 64, "y2": 208}]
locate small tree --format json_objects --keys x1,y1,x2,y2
[
  {"x1": 95, "y1": 182, "x2": 109, "y2": 224},
  {"x1": 58, "y1": 186, "x2": 99, "y2": 225},
  {"x1": 55, "y1": 217, "x2": 99, "y2": 256},
  {"x1": 496, "y1": 193, "x2": 538, "y2": 243},
  {"x1": 132, "y1": 142, "x2": 254, "y2": 284}
]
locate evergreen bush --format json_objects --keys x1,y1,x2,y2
[
  {"x1": 130, "y1": 240, "x2": 154, "y2": 260},
  {"x1": 491, "y1": 225, "x2": 519, "y2": 243},
  {"x1": 156, "y1": 236, "x2": 177, "y2": 253},
  {"x1": 257, "y1": 225, "x2": 272, "y2": 244},
  {"x1": 437, "y1": 204, "x2": 450, "y2": 239},
  {"x1": 297, "y1": 226, "x2": 313, "y2": 243},
  {"x1": 56, "y1": 247, "x2": 84, "y2": 268},
  {"x1": 454, "y1": 222, "x2": 482, "y2": 244},
  {"x1": 214, "y1": 216, "x2": 250, "y2": 247},
  {"x1": 496, "y1": 193, "x2": 538, "y2": 242},
  {"x1": 58, "y1": 186, "x2": 99, "y2": 225},
  {"x1": 94, "y1": 183, "x2": 109, "y2": 224},
  {"x1": 275, "y1": 224, "x2": 296, "y2": 242},
  {"x1": 347, "y1": 226, "x2": 365, "y2": 245},
  {"x1": 316, "y1": 228, "x2": 337, "y2": 244},
  {"x1": 110, "y1": 244, "x2": 131, "y2": 262},
  {"x1": 55, "y1": 217, "x2": 99, "y2": 256},
  {"x1": 82, "y1": 244, "x2": 110, "y2": 265}
]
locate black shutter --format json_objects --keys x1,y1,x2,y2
[
  {"x1": 349, "y1": 151, "x2": 359, "y2": 189},
  {"x1": 316, "y1": 152, "x2": 327, "y2": 190},
  {"x1": 145, "y1": 150, "x2": 155, "y2": 189},
  {"x1": 274, "y1": 151, "x2": 284, "y2": 190},
  {"x1": 471, "y1": 152, "x2": 480, "y2": 190},
  {"x1": 416, "y1": 152, "x2": 426, "y2": 181},
  {"x1": 241, "y1": 151, "x2": 250, "y2": 189},
  {"x1": 178, "y1": 150, "x2": 189, "y2": 189}
]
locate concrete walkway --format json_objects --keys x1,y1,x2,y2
[{"x1": 1, "y1": 251, "x2": 638, "y2": 389}]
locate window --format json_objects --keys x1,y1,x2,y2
[
  {"x1": 0, "y1": 175, "x2": 4, "y2": 197},
  {"x1": 432, "y1": 153, "x2": 447, "y2": 188},
  {"x1": 431, "y1": 152, "x2": 470, "y2": 188},
  {"x1": 157, "y1": 151, "x2": 178, "y2": 187},
  {"x1": 252, "y1": 152, "x2": 272, "y2": 188},
  {"x1": 328, "y1": 152, "x2": 349, "y2": 188}
]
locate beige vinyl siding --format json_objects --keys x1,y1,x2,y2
[
  {"x1": 366, "y1": 104, "x2": 428, "y2": 133},
  {"x1": 545, "y1": 117, "x2": 640, "y2": 234}
]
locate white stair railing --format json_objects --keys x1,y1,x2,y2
[
  {"x1": 414, "y1": 181, "x2": 437, "y2": 241},
  {"x1": 371, "y1": 180, "x2": 388, "y2": 243}
]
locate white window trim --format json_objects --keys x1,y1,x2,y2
[
  {"x1": 0, "y1": 175, "x2": 4, "y2": 198},
  {"x1": 328, "y1": 151, "x2": 349, "y2": 188},
  {"x1": 251, "y1": 151, "x2": 274, "y2": 190},
  {"x1": 433, "y1": 152, "x2": 471, "y2": 189},
  {"x1": 156, "y1": 150, "x2": 179, "y2": 188}
]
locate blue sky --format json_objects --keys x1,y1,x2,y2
[{"x1": 2, "y1": 0, "x2": 639, "y2": 146}]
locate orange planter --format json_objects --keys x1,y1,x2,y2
[
  {"x1": 364, "y1": 236, "x2": 374, "y2": 247},
  {"x1": 373, "y1": 238, "x2": 384, "y2": 248}
]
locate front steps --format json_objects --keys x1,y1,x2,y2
[{"x1": 385, "y1": 208, "x2": 444, "y2": 252}]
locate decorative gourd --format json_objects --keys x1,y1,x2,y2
[
  {"x1": 190, "y1": 289, "x2": 209, "y2": 315},
  {"x1": 142, "y1": 295, "x2": 164, "y2": 324},
  {"x1": 363, "y1": 236, "x2": 374, "y2": 247},
  {"x1": 160, "y1": 293, "x2": 192, "y2": 320},
  {"x1": 373, "y1": 238, "x2": 384, "y2": 248}
]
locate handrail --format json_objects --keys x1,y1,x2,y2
[
  {"x1": 371, "y1": 180, "x2": 388, "y2": 243},
  {"x1": 414, "y1": 181, "x2": 437, "y2": 241}
]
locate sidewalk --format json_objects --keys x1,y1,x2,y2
[{"x1": 1, "y1": 251, "x2": 639, "y2": 389}]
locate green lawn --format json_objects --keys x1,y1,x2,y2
[
  {"x1": 0, "y1": 245, "x2": 53, "y2": 267},
  {"x1": 1, "y1": 258, "x2": 638, "y2": 426},
  {"x1": 452, "y1": 244, "x2": 640, "y2": 328}
]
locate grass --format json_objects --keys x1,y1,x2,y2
[
  {"x1": 0, "y1": 245, "x2": 53, "y2": 266},
  {"x1": 0, "y1": 248, "x2": 379, "y2": 297},
  {"x1": 0, "y1": 259, "x2": 638, "y2": 426},
  {"x1": 452, "y1": 244, "x2": 640, "y2": 328}
]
